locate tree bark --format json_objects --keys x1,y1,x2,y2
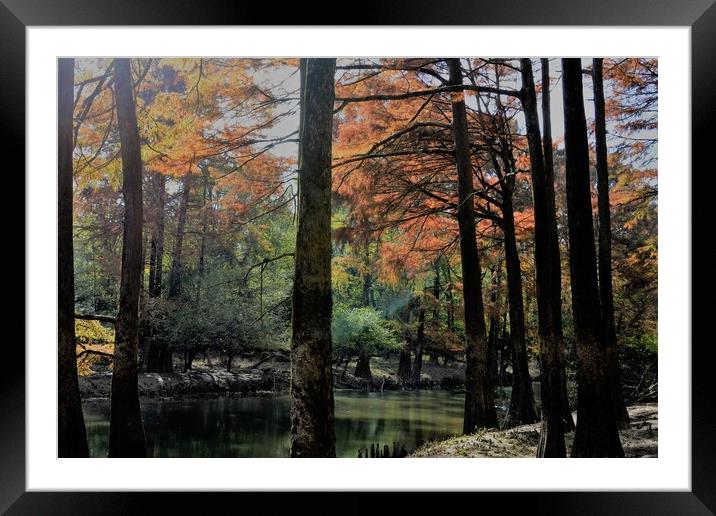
[
  {"x1": 354, "y1": 350, "x2": 372, "y2": 379},
  {"x1": 521, "y1": 58, "x2": 567, "y2": 457},
  {"x1": 487, "y1": 313, "x2": 500, "y2": 385},
  {"x1": 58, "y1": 58, "x2": 89, "y2": 458},
  {"x1": 168, "y1": 173, "x2": 191, "y2": 299},
  {"x1": 398, "y1": 349, "x2": 412, "y2": 382},
  {"x1": 502, "y1": 188, "x2": 539, "y2": 426},
  {"x1": 289, "y1": 58, "x2": 337, "y2": 458},
  {"x1": 108, "y1": 58, "x2": 147, "y2": 458},
  {"x1": 541, "y1": 59, "x2": 576, "y2": 433},
  {"x1": 148, "y1": 172, "x2": 166, "y2": 298},
  {"x1": 447, "y1": 58, "x2": 498, "y2": 433},
  {"x1": 445, "y1": 264, "x2": 455, "y2": 331},
  {"x1": 593, "y1": 58, "x2": 630, "y2": 430},
  {"x1": 562, "y1": 58, "x2": 623, "y2": 458}
]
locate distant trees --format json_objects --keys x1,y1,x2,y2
[
  {"x1": 332, "y1": 305, "x2": 401, "y2": 380},
  {"x1": 108, "y1": 58, "x2": 147, "y2": 458},
  {"x1": 562, "y1": 58, "x2": 623, "y2": 458},
  {"x1": 58, "y1": 57, "x2": 89, "y2": 458},
  {"x1": 168, "y1": 174, "x2": 191, "y2": 299},
  {"x1": 289, "y1": 58, "x2": 338, "y2": 458}
]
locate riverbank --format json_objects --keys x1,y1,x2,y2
[
  {"x1": 79, "y1": 369, "x2": 287, "y2": 399},
  {"x1": 79, "y1": 352, "x2": 470, "y2": 399},
  {"x1": 410, "y1": 403, "x2": 658, "y2": 458}
]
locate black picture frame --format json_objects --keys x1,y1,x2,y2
[{"x1": 2, "y1": 1, "x2": 713, "y2": 513}]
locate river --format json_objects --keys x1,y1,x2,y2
[{"x1": 83, "y1": 388, "x2": 524, "y2": 458}]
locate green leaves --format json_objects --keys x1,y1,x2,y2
[{"x1": 332, "y1": 304, "x2": 402, "y2": 357}]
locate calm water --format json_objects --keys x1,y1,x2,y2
[{"x1": 83, "y1": 389, "x2": 517, "y2": 458}]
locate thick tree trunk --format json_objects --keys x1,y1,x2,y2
[
  {"x1": 289, "y1": 58, "x2": 337, "y2": 458},
  {"x1": 108, "y1": 58, "x2": 147, "y2": 458},
  {"x1": 168, "y1": 174, "x2": 191, "y2": 299},
  {"x1": 562, "y1": 58, "x2": 623, "y2": 458},
  {"x1": 447, "y1": 58, "x2": 498, "y2": 433},
  {"x1": 593, "y1": 58, "x2": 630, "y2": 430},
  {"x1": 502, "y1": 192, "x2": 539, "y2": 426},
  {"x1": 521, "y1": 58, "x2": 567, "y2": 457},
  {"x1": 398, "y1": 348, "x2": 412, "y2": 382},
  {"x1": 541, "y1": 60, "x2": 576, "y2": 433},
  {"x1": 354, "y1": 350, "x2": 372, "y2": 379},
  {"x1": 58, "y1": 58, "x2": 89, "y2": 458}
]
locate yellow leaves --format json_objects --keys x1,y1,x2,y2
[{"x1": 75, "y1": 319, "x2": 115, "y2": 376}]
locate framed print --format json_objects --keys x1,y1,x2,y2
[{"x1": 3, "y1": 0, "x2": 714, "y2": 513}]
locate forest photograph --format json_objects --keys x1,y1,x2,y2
[{"x1": 58, "y1": 57, "x2": 658, "y2": 459}]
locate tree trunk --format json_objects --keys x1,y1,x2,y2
[
  {"x1": 521, "y1": 58, "x2": 567, "y2": 457},
  {"x1": 108, "y1": 58, "x2": 147, "y2": 458},
  {"x1": 140, "y1": 232, "x2": 149, "y2": 309},
  {"x1": 541, "y1": 59, "x2": 576, "y2": 433},
  {"x1": 562, "y1": 58, "x2": 623, "y2": 458},
  {"x1": 183, "y1": 349, "x2": 196, "y2": 372},
  {"x1": 168, "y1": 173, "x2": 191, "y2": 299},
  {"x1": 289, "y1": 58, "x2": 337, "y2": 458},
  {"x1": 398, "y1": 348, "x2": 412, "y2": 382},
  {"x1": 197, "y1": 164, "x2": 211, "y2": 304},
  {"x1": 148, "y1": 236, "x2": 157, "y2": 296},
  {"x1": 487, "y1": 314, "x2": 500, "y2": 385},
  {"x1": 445, "y1": 264, "x2": 455, "y2": 331},
  {"x1": 354, "y1": 350, "x2": 372, "y2": 379},
  {"x1": 145, "y1": 340, "x2": 173, "y2": 373},
  {"x1": 148, "y1": 172, "x2": 166, "y2": 298},
  {"x1": 411, "y1": 303, "x2": 425, "y2": 386},
  {"x1": 502, "y1": 190, "x2": 539, "y2": 426},
  {"x1": 362, "y1": 239, "x2": 372, "y2": 307},
  {"x1": 487, "y1": 263, "x2": 502, "y2": 385},
  {"x1": 593, "y1": 58, "x2": 630, "y2": 430},
  {"x1": 58, "y1": 58, "x2": 89, "y2": 458},
  {"x1": 447, "y1": 58, "x2": 498, "y2": 433}
]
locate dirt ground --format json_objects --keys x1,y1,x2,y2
[{"x1": 411, "y1": 403, "x2": 658, "y2": 458}]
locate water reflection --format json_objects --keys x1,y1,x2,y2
[{"x1": 84, "y1": 388, "x2": 524, "y2": 458}]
